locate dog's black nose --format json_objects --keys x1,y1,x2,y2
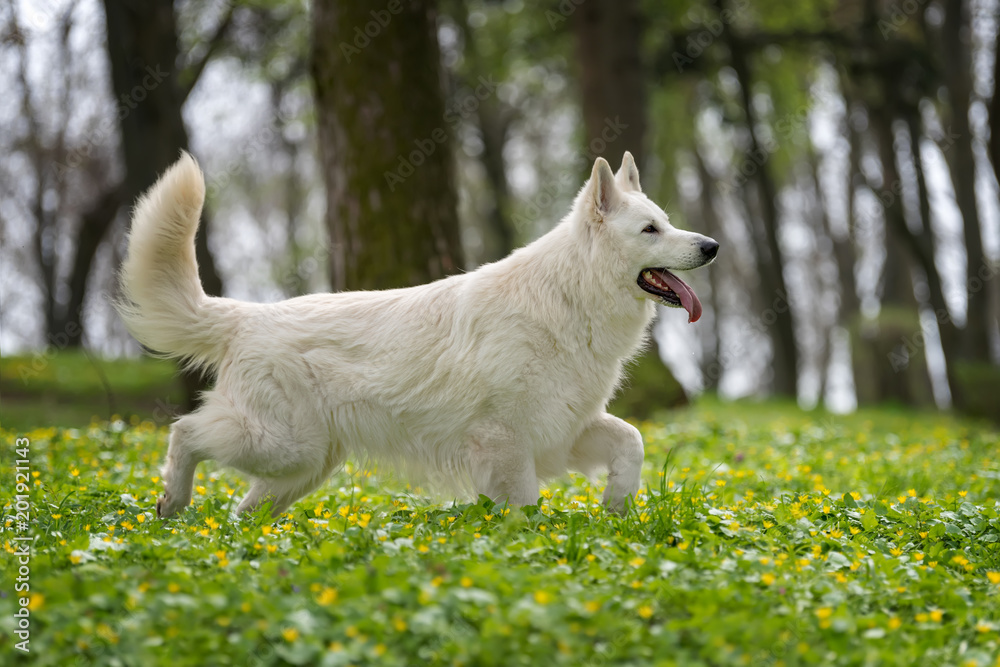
[{"x1": 700, "y1": 239, "x2": 719, "y2": 260}]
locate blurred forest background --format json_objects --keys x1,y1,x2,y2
[{"x1": 1, "y1": 0, "x2": 998, "y2": 420}]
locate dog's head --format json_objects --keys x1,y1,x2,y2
[{"x1": 578, "y1": 152, "x2": 718, "y2": 323}]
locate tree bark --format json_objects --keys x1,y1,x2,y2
[
  {"x1": 830, "y1": 109, "x2": 861, "y2": 324},
  {"x1": 53, "y1": 187, "x2": 124, "y2": 346},
  {"x1": 989, "y1": 37, "x2": 1000, "y2": 346},
  {"x1": 569, "y1": 0, "x2": 687, "y2": 408},
  {"x1": 474, "y1": 99, "x2": 516, "y2": 261},
  {"x1": 855, "y1": 108, "x2": 934, "y2": 406},
  {"x1": 11, "y1": 6, "x2": 110, "y2": 348},
  {"x1": 721, "y1": 10, "x2": 799, "y2": 399},
  {"x1": 941, "y1": 0, "x2": 993, "y2": 368},
  {"x1": 103, "y1": 0, "x2": 225, "y2": 409},
  {"x1": 870, "y1": 112, "x2": 919, "y2": 311},
  {"x1": 693, "y1": 149, "x2": 725, "y2": 392},
  {"x1": 990, "y1": 26, "x2": 1000, "y2": 204},
  {"x1": 806, "y1": 146, "x2": 846, "y2": 405},
  {"x1": 103, "y1": 0, "x2": 222, "y2": 299},
  {"x1": 903, "y1": 109, "x2": 962, "y2": 395},
  {"x1": 454, "y1": 2, "x2": 516, "y2": 262},
  {"x1": 311, "y1": 0, "x2": 462, "y2": 292},
  {"x1": 572, "y1": 0, "x2": 647, "y2": 170}
]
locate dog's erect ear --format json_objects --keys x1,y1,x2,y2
[
  {"x1": 615, "y1": 151, "x2": 641, "y2": 192},
  {"x1": 589, "y1": 157, "x2": 620, "y2": 217}
]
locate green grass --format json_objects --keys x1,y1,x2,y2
[
  {"x1": 0, "y1": 351, "x2": 185, "y2": 431},
  {"x1": 2, "y1": 402, "x2": 999, "y2": 666}
]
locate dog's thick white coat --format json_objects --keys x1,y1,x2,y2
[{"x1": 118, "y1": 152, "x2": 715, "y2": 518}]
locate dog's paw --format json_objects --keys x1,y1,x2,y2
[
  {"x1": 604, "y1": 501, "x2": 626, "y2": 516},
  {"x1": 602, "y1": 492, "x2": 634, "y2": 516},
  {"x1": 156, "y1": 494, "x2": 184, "y2": 519}
]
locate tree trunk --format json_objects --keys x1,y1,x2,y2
[
  {"x1": 855, "y1": 109, "x2": 933, "y2": 406},
  {"x1": 572, "y1": 0, "x2": 647, "y2": 170},
  {"x1": 454, "y1": 2, "x2": 516, "y2": 262},
  {"x1": 13, "y1": 6, "x2": 114, "y2": 349},
  {"x1": 827, "y1": 114, "x2": 861, "y2": 325},
  {"x1": 989, "y1": 25, "x2": 1000, "y2": 346},
  {"x1": 693, "y1": 149, "x2": 725, "y2": 392},
  {"x1": 806, "y1": 147, "x2": 845, "y2": 406},
  {"x1": 991, "y1": 24, "x2": 1000, "y2": 193},
  {"x1": 103, "y1": 0, "x2": 222, "y2": 298},
  {"x1": 941, "y1": 0, "x2": 993, "y2": 369},
  {"x1": 871, "y1": 113, "x2": 919, "y2": 311},
  {"x1": 103, "y1": 0, "x2": 225, "y2": 410},
  {"x1": 475, "y1": 100, "x2": 516, "y2": 261},
  {"x1": 53, "y1": 187, "x2": 124, "y2": 346},
  {"x1": 311, "y1": 0, "x2": 462, "y2": 292},
  {"x1": 903, "y1": 109, "x2": 962, "y2": 398},
  {"x1": 722, "y1": 12, "x2": 799, "y2": 399},
  {"x1": 990, "y1": 18, "x2": 1000, "y2": 359},
  {"x1": 568, "y1": 0, "x2": 687, "y2": 411}
]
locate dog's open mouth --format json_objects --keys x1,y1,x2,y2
[{"x1": 638, "y1": 269, "x2": 703, "y2": 323}]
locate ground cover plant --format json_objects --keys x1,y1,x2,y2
[{"x1": 2, "y1": 401, "x2": 999, "y2": 666}]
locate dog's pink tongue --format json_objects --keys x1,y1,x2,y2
[{"x1": 658, "y1": 270, "x2": 702, "y2": 323}]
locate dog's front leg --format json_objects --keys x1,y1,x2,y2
[
  {"x1": 569, "y1": 413, "x2": 644, "y2": 513},
  {"x1": 469, "y1": 425, "x2": 539, "y2": 508}
]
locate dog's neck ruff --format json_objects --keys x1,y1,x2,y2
[{"x1": 522, "y1": 220, "x2": 655, "y2": 359}]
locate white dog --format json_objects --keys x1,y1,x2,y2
[{"x1": 117, "y1": 151, "x2": 717, "y2": 518}]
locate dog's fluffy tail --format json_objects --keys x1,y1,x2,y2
[{"x1": 116, "y1": 152, "x2": 237, "y2": 370}]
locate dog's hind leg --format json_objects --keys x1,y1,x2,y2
[
  {"x1": 157, "y1": 417, "x2": 206, "y2": 518},
  {"x1": 236, "y1": 436, "x2": 346, "y2": 518},
  {"x1": 157, "y1": 395, "x2": 258, "y2": 519},
  {"x1": 236, "y1": 469, "x2": 332, "y2": 518},
  {"x1": 159, "y1": 391, "x2": 344, "y2": 519},
  {"x1": 569, "y1": 413, "x2": 644, "y2": 513}
]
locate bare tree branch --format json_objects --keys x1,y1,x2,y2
[{"x1": 179, "y1": 4, "x2": 235, "y2": 106}]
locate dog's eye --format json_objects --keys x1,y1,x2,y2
[{"x1": 642, "y1": 224, "x2": 659, "y2": 234}]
